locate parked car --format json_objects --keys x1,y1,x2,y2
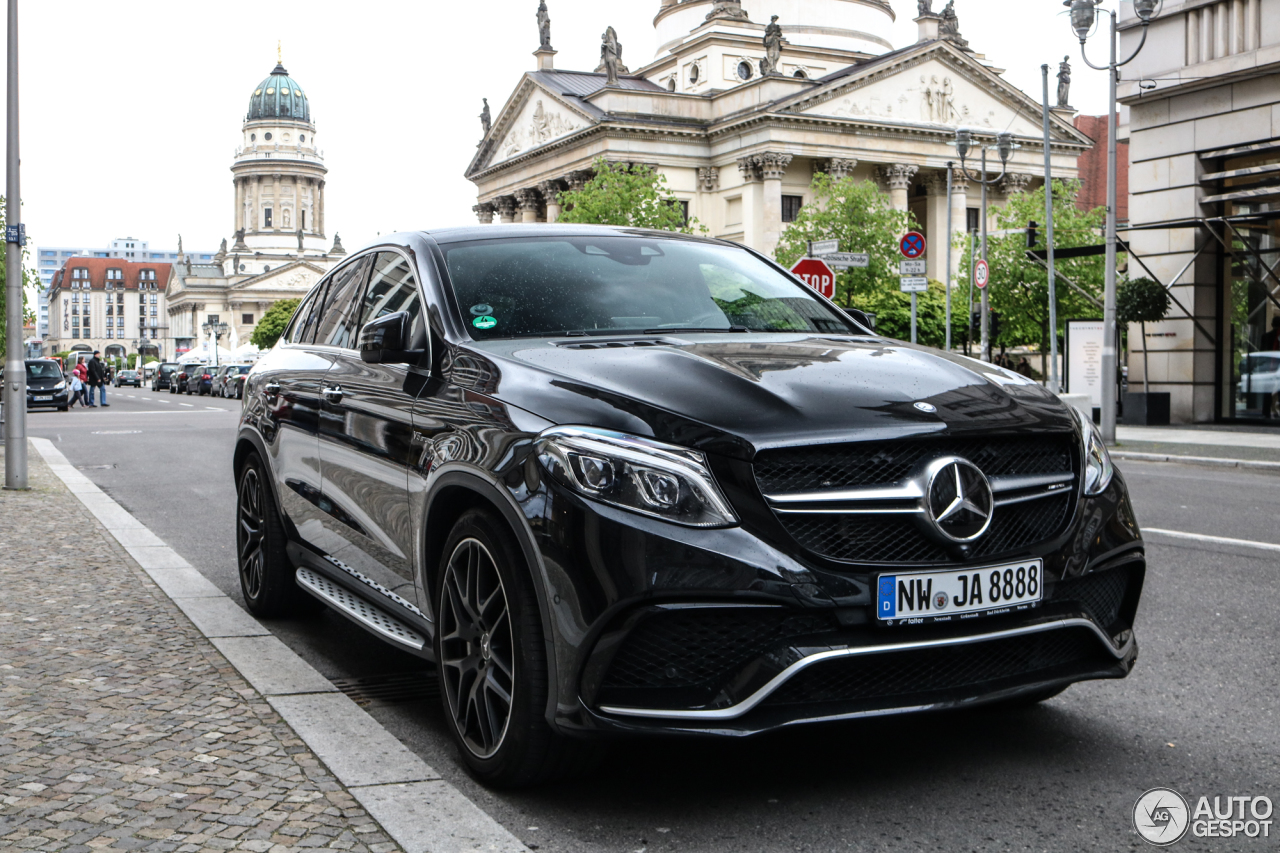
[
  {"x1": 7, "y1": 358, "x2": 69, "y2": 411},
  {"x1": 152, "y1": 362, "x2": 182, "y2": 391},
  {"x1": 212, "y1": 364, "x2": 252, "y2": 399},
  {"x1": 170, "y1": 364, "x2": 205, "y2": 394},
  {"x1": 113, "y1": 369, "x2": 142, "y2": 388},
  {"x1": 186, "y1": 364, "x2": 215, "y2": 395},
  {"x1": 234, "y1": 227, "x2": 1144, "y2": 788},
  {"x1": 1238, "y1": 351, "x2": 1280, "y2": 396}
]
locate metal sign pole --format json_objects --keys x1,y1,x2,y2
[
  {"x1": 979, "y1": 147, "x2": 990, "y2": 363},
  {"x1": 910, "y1": 292, "x2": 917, "y2": 344},
  {"x1": 4, "y1": 0, "x2": 25, "y2": 490},
  {"x1": 1042, "y1": 64, "x2": 1060, "y2": 393},
  {"x1": 945, "y1": 162, "x2": 953, "y2": 352},
  {"x1": 966, "y1": 231, "x2": 976, "y2": 356}
]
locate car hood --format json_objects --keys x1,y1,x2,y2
[
  {"x1": 450, "y1": 334, "x2": 1078, "y2": 459},
  {"x1": 27, "y1": 378, "x2": 64, "y2": 391}
]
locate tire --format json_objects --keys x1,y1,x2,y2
[
  {"x1": 236, "y1": 453, "x2": 317, "y2": 618},
  {"x1": 435, "y1": 509, "x2": 600, "y2": 788},
  {"x1": 58, "y1": 406, "x2": 68, "y2": 412},
  {"x1": 236, "y1": 383, "x2": 243, "y2": 400}
]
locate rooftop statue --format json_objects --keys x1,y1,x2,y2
[
  {"x1": 537, "y1": 1, "x2": 552, "y2": 50},
  {"x1": 761, "y1": 16, "x2": 783, "y2": 77},
  {"x1": 601, "y1": 26, "x2": 624, "y2": 87}
]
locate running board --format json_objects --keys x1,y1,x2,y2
[{"x1": 295, "y1": 567, "x2": 426, "y2": 652}]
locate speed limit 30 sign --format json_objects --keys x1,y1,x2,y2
[{"x1": 974, "y1": 259, "x2": 990, "y2": 289}]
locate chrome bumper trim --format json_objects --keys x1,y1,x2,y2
[{"x1": 598, "y1": 617, "x2": 1131, "y2": 721}]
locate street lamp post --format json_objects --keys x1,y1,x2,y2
[
  {"x1": 954, "y1": 129, "x2": 1016, "y2": 362},
  {"x1": 201, "y1": 321, "x2": 229, "y2": 370},
  {"x1": 1065, "y1": 0, "x2": 1161, "y2": 443}
]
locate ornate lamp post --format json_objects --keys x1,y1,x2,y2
[
  {"x1": 954, "y1": 129, "x2": 1017, "y2": 362},
  {"x1": 201, "y1": 321, "x2": 230, "y2": 370},
  {"x1": 1065, "y1": 0, "x2": 1161, "y2": 443}
]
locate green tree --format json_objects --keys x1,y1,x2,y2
[
  {"x1": 775, "y1": 174, "x2": 940, "y2": 342},
  {"x1": 1117, "y1": 276, "x2": 1170, "y2": 394},
  {"x1": 0, "y1": 197, "x2": 36, "y2": 355},
  {"x1": 558, "y1": 158, "x2": 703, "y2": 233},
  {"x1": 956, "y1": 179, "x2": 1109, "y2": 365},
  {"x1": 251, "y1": 298, "x2": 300, "y2": 350}
]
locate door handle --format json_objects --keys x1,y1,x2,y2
[
  {"x1": 263, "y1": 382, "x2": 281, "y2": 396},
  {"x1": 322, "y1": 385, "x2": 344, "y2": 404}
]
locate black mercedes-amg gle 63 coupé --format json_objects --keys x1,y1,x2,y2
[{"x1": 234, "y1": 226, "x2": 1144, "y2": 787}]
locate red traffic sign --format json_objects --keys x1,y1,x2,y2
[
  {"x1": 791, "y1": 258, "x2": 836, "y2": 299},
  {"x1": 900, "y1": 231, "x2": 926, "y2": 259},
  {"x1": 974, "y1": 259, "x2": 990, "y2": 289}
]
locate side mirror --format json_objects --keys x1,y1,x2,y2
[
  {"x1": 845, "y1": 308, "x2": 875, "y2": 331},
  {"x1": 359, "y1": 311, "x2": 413, "y2": 364}
]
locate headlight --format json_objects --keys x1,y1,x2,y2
[
  {"x1": 535, "y1": 426, "x2": 738, "y2": 528},
  {"x1": 53, "y1": 381, "x2": 66, "y2": 391},
  {"x1": 1073, "y1": 406, "x2": 1114, "y2": 496}
]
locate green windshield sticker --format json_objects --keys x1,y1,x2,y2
[{"x1": 472, "y1": 315, "x2": 497, "y2": 330}]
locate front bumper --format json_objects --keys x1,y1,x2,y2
[{"x1": 27, "y1": 390, "x2": 69, "y2": 408}]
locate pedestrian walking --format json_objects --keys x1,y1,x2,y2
[
  {"x1": 72, "y1": 361, "x2": 91, "y2": 406},
  {"x1": 67, "y1": 371, "x2": 89, "y2": 409},
  {"x1": 87, "y1": 351, "x2": 110, "y2": 407}
]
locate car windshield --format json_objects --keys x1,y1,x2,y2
[
  {"x1": 439, "y1": 235, "x2": 855, "y2": 340},
  {"x1": 1243, "y1": 355, "x2": 1280, "y2": 374},
  {"x1": 26, "y1": 362, "x2": 62, "y2": 381},
  {"x1": 234, "y1": 366, "x2": 251, "y2": 374}
]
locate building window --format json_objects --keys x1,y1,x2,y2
[
  {"x1": 264, "y1": 207, "x2": 273, "y2": 228},
  {"x1": 150, "y1": 293, "x2": 157, "y2": 304},
  {"x1": 301, "y1": 210, "x2": 306, "y2": 230},
  {"x1": 242, "y1": 313, "x2": 254, "y2": 325},
  {"x1": 106, "y1": 268, "x2": 122, "y2": 280},
  {"x1": 208, "y1": 314, "x2": 219, "y2": 324},
  {"x1": 264, "y1": 132, "x2": 272, "y2": 141},
  {"x1": 737, "y1": 60, "x2": 753, "y2": 81},
  {"x1": 793, "y1": 68, "x2": 808, "y2": 79},
  {"x1": 782, "y1": 195, "x2": 804, "y2": 223},
  {"x1": 71, "y1": 267, "x2": 88, "y2": 280},
  {"x1": 967, "y1": 207, "x2": 980, "y2": 233}
]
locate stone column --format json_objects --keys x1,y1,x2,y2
[
  {"x1": 234, "y1": 177, "x2": 244, "y2": 234},
  {"x1": 758, "y1": 153, "x2": 793, "y2": 258},
  {"x1": 948, "y1": 173, "x2": 970, "y2": 282},
  {"x1": 922, "y1": 172, "x2": 952, "y2": 284},
  {"x1": 473, "y1": 202, "x2": 496, "y2": 224},
  {"x1": 496, "y1": 196, "x2": 518, "y2": 224},
  {"x1": 317, "y1": 180, "x2": 326, "y2": 237},
  {"x1": 539, "y1": 181, "x2": 565, "y2": 223},
  {"x1": 817, "y1": 158, "x2": 857, "y2": 180},
  {"x1": 999, "y1": 172, "x2": 1033, "y2": 198},
  {"x1": 738, "y1": 156, "x2": 764, "y2": 249},
  {"x1": 515, "y1": 188, "x2": 541, "y2": 223},
  {"x1": 271, "y1": 174, "x2": 282, "y2": 231},
  {"x1": 880, "y1": 164, "x2": 918, "y2": 212}
]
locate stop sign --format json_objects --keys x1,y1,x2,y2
[{"x1": 791, "y1": 258, "x2": 837, "y2": 299}]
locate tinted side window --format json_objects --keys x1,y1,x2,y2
[
  {"x1": 358, "y1": 252, "x2": 423, "y2": 342},
  {"x1": 287, "y1": 284, "x2": 326, "y2": 345},
  {"x1": 315, "y1": 257, "x2": 370, "y2": 349}
]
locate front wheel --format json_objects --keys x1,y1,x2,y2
[
  {"x1": 236, "y1": 453, "x2": 316, "y2": 618},
  {"x1": 435, "y1": 510, "x2": 599, "y2": 787}
]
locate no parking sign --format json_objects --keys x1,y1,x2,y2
[{"x1": 899, "y1": 231, "x2": 926, "y2": 259}]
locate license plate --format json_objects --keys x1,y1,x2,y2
[
  {"x1": 33, "y1": 395, "x2": 52, "y2": 401},
  {"x1": 876, "y1": 560, "x2": 1043, "y2": 625}
]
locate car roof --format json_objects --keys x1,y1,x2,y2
[{"x1": 415, "y1": 224, "x2": 733, "y2": 248}]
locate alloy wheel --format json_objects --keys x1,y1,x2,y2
[
  {"x1": 237, "y1": 467, "x2": 266, "y2": 600},
  {"x1": 438, "y1": 538, "x2": 515, "y2": 759}
]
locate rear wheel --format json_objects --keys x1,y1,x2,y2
[
  {"x1": 435, "y1": 509, "x2": 599, "y2": 788},
  {"x1": 236, "y1": 453, "x2": 317, "y2": 618}
]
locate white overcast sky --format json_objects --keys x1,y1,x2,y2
[{"x1": 9, "y1": 0, "x2": 1120, "y2": 272}]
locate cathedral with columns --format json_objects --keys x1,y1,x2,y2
[
  {"x1": 163, "y1": 57, "x2": 346, "y2": 357},
  {"x1": 468, "y1": 0, "x2": 1091, "y2": 285}
]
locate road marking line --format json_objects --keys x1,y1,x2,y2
[
  {"x1": 1144, "y1": 528, "x2": 1280, "y2": 553},
  {"x1": 179, "y1": 403, "x2": 194, "y2": 407},
  {"x1": 26, "y1": 436, "x2": 529, "y2": 853},
  {"x1": 206, "y1": 407, "x2": 222, "y2": 411}
]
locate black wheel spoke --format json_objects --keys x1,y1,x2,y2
[{"x1": 438, "y1": 537, "x2": 514, "y2": 759}]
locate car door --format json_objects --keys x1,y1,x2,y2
[{"x1": 317, "y1": 250, "x2": 427, "y2": 609}]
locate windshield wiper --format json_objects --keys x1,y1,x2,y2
[{"x1": 643, "y1": 326, "x2": 750, "y2": 334}]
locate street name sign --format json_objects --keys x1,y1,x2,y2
[
  {"x1": 899, "y1": 259, "x2": 926, "y2": 275},
  {"x1": 899, "y1": 276, "x2": 929, "y2": 293},
  {"x1": 824, "y1": 252, "x2": 870, "y2": 269},
  {"x1": 808, "y1": 239, "x2": 840, "y2": 257},
  {"x1": 791, "y1": 258, "x2": 837, "y2": 299}
]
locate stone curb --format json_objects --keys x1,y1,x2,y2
[
  {"x1": 1111, "y1": 450, "x2": 1280, "y2": 471},
  {"x1": 29, "y1": 437, "x2": 530, "y2": 853}
]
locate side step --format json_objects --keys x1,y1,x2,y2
[{"x1": 296, "y1": 567, "x2": 426, "y2": 652}]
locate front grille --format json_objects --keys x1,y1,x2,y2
[
  {"x1": 1052, "y1": 566, "x2": 1132, "y2": 631},
  {"x1": 755, "y1": 435, "x2": 1076, "y2": 564},
  {"x1": 600, "y1": 607, "x2": 834, "y2": 693},
  {"x1": 763, "y1": 627, "x2": 1109, "y2": 707}
]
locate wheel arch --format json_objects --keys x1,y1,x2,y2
[{"x1": 422, "y1": 467, "x2": 561, "y2": 730}]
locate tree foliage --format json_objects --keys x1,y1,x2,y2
[
  {"x1": 558, "y1": 158, "x2": 703, "y2": 233},
  {"x1": 251, "y1": 298, "x2": 301, "y2": 350},
  {"x1": 1117, "y1": 276, "x2": 1170, "y2": 325},
  {"x1": 773, "y1": 175, "x2": 951, "y2": 343},
  {"x1": 956, "y1": 180, "x2": 1109, "y2": 354},
  {"x1": 0, "y1": 197, "x2": 36, "y2": 355}
]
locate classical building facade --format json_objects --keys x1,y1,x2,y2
[
  {"x1": 467, "y1": 0, "x2": 1091, "y2": 285},
  {"x1": 164, "y1": 60, "x2": 345, "y2": 357},
  {"x1": 43, "y1": 258, "x2": 172, "y2": 362},
  {"x1": 1120, "y1": 0, "x2": 1279, "y2": 424}
]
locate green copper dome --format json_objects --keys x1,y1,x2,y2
[{"x1": 247, "y1": 64, "x2": 311, "y2": 122}]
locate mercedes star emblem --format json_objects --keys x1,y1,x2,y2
[{"x1": 922, "y1": 456, "x2": 994, "y2": 543}]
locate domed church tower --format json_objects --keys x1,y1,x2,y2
[{"x1": 230, "y1": 59, "x2": 329, "y2": 257}]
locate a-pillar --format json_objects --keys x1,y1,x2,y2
[
  {"x1": 880, "y1": 164, "x2": 918, "y2": 212},
  {"x1": 539, "y1": 180, "x2": 564, "y2": 222},
  {"x1": 473, "y1": 202, "x2": 496, "y2": 224},
  {"x1": 923, "y1": 172, "x2": 952, "y2": 284},
  {"x1": 737, "y1": 156, "x2": 765, "y2": 250},
  {"x1": 758, "y1": 153, "x2": 793, "y2": 258},
  {"x1": 515, "y1": 188, "x2": 541, "y2": 223},
  {"x1": 496, "y1": 196, "x2": 518, "y2": 224}
]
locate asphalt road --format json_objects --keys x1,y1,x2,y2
[{"x1": 27, "y1": 389, "x2": 1280, "y2": 852}]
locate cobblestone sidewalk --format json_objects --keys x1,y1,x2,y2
[{"x1": 0, "y1": 444, "x2": 402, "y2": 853}]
